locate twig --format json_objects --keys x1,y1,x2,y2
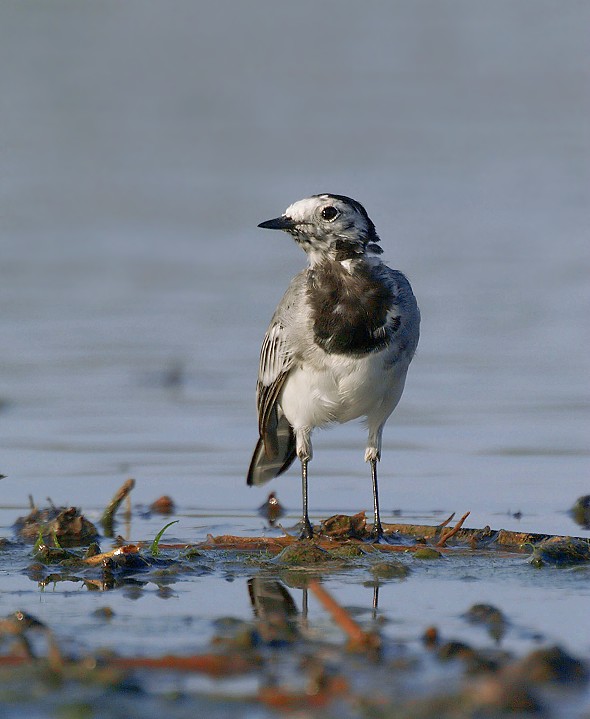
[
  {"x1": 0, "y1": 652, "x2": 256, "y2": 678},
  {"x1": 437, "y1": 512, "x2": 455, "y2": 531},
  {"x1": 187, "y1": 522, "x2": 590, "y2": 554},
  {"x1": 82, "y1": 544, "x2": 142, "y2": 566},
  {"x1": 309, "y1": 580, "x2": 380, "y2": 652},
  {"x1": 45, "y1": 629, "x2": 64, "y2": 673},
  {"x1": 100, "y1": 479, "x2": 135, "y2": 536},
  {"x1": 204, "y1": 534, "x2": 296, "y2": 551},
  {"x1": 112, "y1": 652, "x2": 257, "y2": 676},
  {"x1": 436, "y1": 511, "x2": 471, "y2": 547}
]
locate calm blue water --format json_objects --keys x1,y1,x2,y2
[{"x1": 1, "y1": 1, "x2": 588, "y2": 534}]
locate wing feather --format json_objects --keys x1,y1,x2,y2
[
  {"x1": 248, "y1": 274, "x2": 307, "y2": 486},
  {"x1": 256, "y1": 321, "x2": 293, "y2": 450}
]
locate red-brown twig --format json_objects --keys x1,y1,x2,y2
[
  {"x1": 309, "y1": 580, "x2": 380, "y2": 652},
  {"x1": 436, "y1": 511, "x2": 471, "y2": 547},
  {"x1": 111, "y1": 652, "x2": 258, "y2": 676},
  {"x1": 437, "y1": 512, "x2": 455, "y2": 531}
]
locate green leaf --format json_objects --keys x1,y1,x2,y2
[
  {"x1": 33, "y1": 530, "x2": 45, "y2": 554},
  {"x1": 150, "y1": 520, "x2": 179, "y2": 556},
  {"x1": 52, "y1": 529, "x2": 62, "y2": 549}
]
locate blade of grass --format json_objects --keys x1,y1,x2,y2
[
  {"x1": 150, "y1": 520, "x2": 179, "y2": 556},
  {"x1": 33, "y1": 530, "x2": 45, "y2": 554},
  {"x1": 52, "y1": 528, "x2": 62, "y2": 548}
]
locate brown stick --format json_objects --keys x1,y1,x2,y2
[
  {"x1": 309, "y1": 580, "x2": 380, "y2": 651},
  {"x1": 437, "y1": 512, "x2": 455, "y2": 531},
  {"x1": 111, "y1": 652, "x2": 256, "y2": 676},
  {"x1": 0, "y1": 652, "x2": 256, "y2": 677},
  {"x1": 436, "y1": 511, "x2": 471, "y2": 547},
  {"x1": 100, "y1": 478, "x2": 135, "y2": 535},
  {"x1": 82, "y1": 544, "x2": 142, "y2": 566}
]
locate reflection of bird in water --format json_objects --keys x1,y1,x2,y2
[
  {"x1": 247, "y1": 578, "x2": 299, "y2": 644},
  {"x1": 257, "y1": 491, "x2": 285, "y2": 526}
]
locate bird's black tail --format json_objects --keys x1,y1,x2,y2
[{"x1": 247, "y1": 414, "x2": 297, "y2": 486}]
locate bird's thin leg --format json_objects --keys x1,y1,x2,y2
[
  {"x1": 370, "y1": 458, "x2": 384, "y2": 541},
  {"x1": 295, "y1": 427, "x2": 314, "y2": 540},
  {"x1": 300, "y1": 458, "x2": 314, "y2": 539},
  {"x1": 366, "y1": 424, "x2": 386, "y2": 542}
]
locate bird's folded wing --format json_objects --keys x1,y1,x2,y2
[{"x1": 256, "y1": 321, "x2": 293, "y2": 455}]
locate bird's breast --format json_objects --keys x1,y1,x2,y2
[
  {"x1": 307, "y1": 261, "x2": 397, "y2": 356},
  {"x1": 279, "y1": 347, "x2": 408, "y2": 430}
]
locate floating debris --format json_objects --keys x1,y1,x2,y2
[
  {"x1": 437, "y1": 640, "x2": 477, "y2": 662},
  {"x1": 464, "y1": 603, "x2": 507, "y2": 642},
  {"x1": 100, "y1": 478, "x2": 135, "y2": 536},
  {"x1": 571, "y1": 494, "x2": 590, "y2": 529},
  {"x1": 149, "y1": 495, "x2": 176, "y2": 515},
  {"x1": 274, "y1": 542, "x2": 342, "y2": 566},
  {"x1": 329, "y1": 543, "x2": 371, "y2": 559},
  {"x1": 320, "y1": 511, "x2": 367, "y2": 539},
  {"x1": 14, "y1": 504, "x2": 98, "y2": 547},
  {"x1": 369, "y1": 559, "x2": 411, "y2": 580},
  {"x1": 463, "y1": 674, "x2": 541, "y2": 715},
  {"x1": 414, "y1": 547, "x2": 443, "y2": 560},
  {"x1": 515, "y1": 645, "x2": 589, "y2": 685},
  {"x1": 258, "y1": 665, "x2": 348, "y2": 710},
  {"x1": 85, "y1": 542, "x2": 101, "y2": 558},
  {"x1": 422, "y1": 625, "x2": 439, "y2": 647},
  {"x1": 33, "y1": 542, "x2": 79, "y2": 565},
  {"x1": 529, "y1": 536, "x2": 590, "y2": 567}
]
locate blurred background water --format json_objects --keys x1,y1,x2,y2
[{"x1": 0, "y1": 0, "x2": 589, "y2": 536}]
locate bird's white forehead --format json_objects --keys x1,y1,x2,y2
[
  {"x1": 282, "y1": 195, "x2": 370, "y2": 240},
  {"x1": 284, "y1": 196, "x2": 327, "y2": 222}
]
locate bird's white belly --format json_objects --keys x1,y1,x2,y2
[{"x1": 279, "y1": 351, "x2": 408, "y2": 430}]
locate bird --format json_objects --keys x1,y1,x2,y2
[
  {"x1": 257, "y1": 491, "x2": 285, "y2": 526},
  {"x1": 247, "y1": 194, "x2": 420, "y2": 541}
]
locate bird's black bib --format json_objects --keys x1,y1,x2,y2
[{"x1": 307, "y1": 260, "x2": 397, "y2": 356}]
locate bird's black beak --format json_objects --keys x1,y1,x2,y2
[{"x1": 258, "y1": 215, "x2": 295, "y2": 231}]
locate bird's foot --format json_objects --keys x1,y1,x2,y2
[
  {"x1": 298, "y1": 518, "x2": 314, "y2": 541},
  {"x1": 368, "y1": 524, "x2": 388, "y2": 544}
]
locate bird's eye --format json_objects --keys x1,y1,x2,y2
[{"x1": 321, "y1": 206, "x2": 339, "y2": 221}]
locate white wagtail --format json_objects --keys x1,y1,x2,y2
[{"x1": 247, "y1": 194, "x2": 420, "y2": 540}]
